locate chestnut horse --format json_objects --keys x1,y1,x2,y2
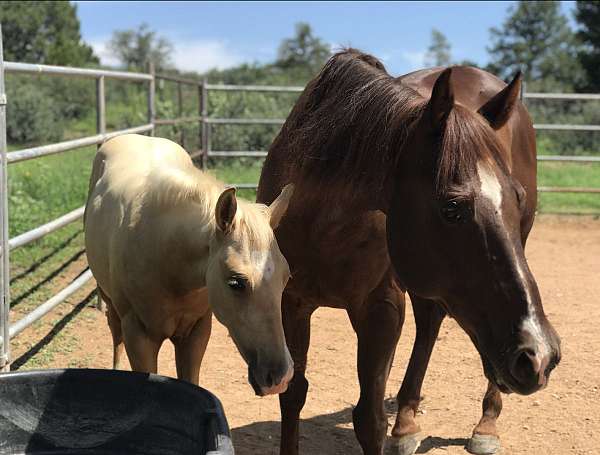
[
  {"x1": 257, "y1": 50, "x2": 561, "y2": 455},
  {"x1": 85, "y1": 134, "x2": 294, "y2": 395}
]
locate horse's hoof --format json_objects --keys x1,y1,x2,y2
[
  {"x1": 386, "y1": 434, "x2": 421, "y2": 455},
  {"x1": 467, "y1": 434, "x2": 501, "y2": 454}
]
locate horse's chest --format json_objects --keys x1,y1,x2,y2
[
  {"x1": 280, "y1": 209, "x2": 390, "y2": 304},
  {"x1": 129, "y1": 288, "x2": 210, "y2": 340}
]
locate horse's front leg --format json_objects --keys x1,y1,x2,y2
[
  {"x1": 98, "y1": 288, "x2": 124, "y2": 370},
  {"x1": 389, "y1": 294, "x2": 445, "y2": 455},
  {"x1": 121, "y1": 311, "x2": 162, "y2": 374},
  {"x1": 467, "y1": 381, "x2": 503, "y2": 454},
  {"x1": 279, "y1": 293, "x2": 315, "y2": 455},
  {"x1": 173, "y1": 311, "x2": 212, "y2": 385},
  {"x1": 349, "y1": 274, "x2": 405, "y2": 455}
]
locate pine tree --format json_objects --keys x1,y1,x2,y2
[
  {"x1": 486, "y1": 1, "x2": 582, "y2": 90},
  {"x1": 108, "y1": 23, "x2": 174, "y2": 71},
  {"x1": 276, "y1": 23, "x2": 330, "y2": 73},
  {"x1": 425, "y1": 29, "x2": 452, "y2": 67},
  {"x1": 575, "y1": 1, "x2": 600, "y2": 91}
]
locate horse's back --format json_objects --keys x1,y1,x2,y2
[
  {"x1": 98, "y1": 134, "x2": 191, "y2": 186},
  {"x1": 84, "y1": 134, "x2": 200, "y2": 300}
]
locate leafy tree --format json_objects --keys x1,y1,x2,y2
[
  {"x1": 107, "y1": 23, "x2": 173, "y2": 71},
  {"x1": 275, "y1": 22, "x2": 330, "y2": 73},
  {"x1": 0, "y1": 1, "x2": 97, "y2": 66},
  {"x1": 575, "y1": 1, "x2": 600, "y2": 91},
  {"x1": 1, "y1": 1, "x2": 99, "y2": 143},
  {"x1": 425, "y1": 29, "x2": 452, "y2": 67},
  {"x1": 486, "y1": 1, "x2": 582, "y2": 90}
]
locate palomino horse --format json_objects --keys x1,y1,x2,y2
[
  {"x1": 257, "y1": 49, "x2": 561, "y2": 455},
  {"x1": 85, "y1": 134, "x2": 294, "y2": 396}
]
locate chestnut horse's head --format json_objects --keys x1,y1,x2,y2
[{"x1": 387, "y1": 69, "x2": 560, "y2": 395}]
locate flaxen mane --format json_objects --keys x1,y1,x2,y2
[
  {"x1": 275, "y1": 48, "x2": 507, "y2": 200},
  {"x1": 136, "y1": 150, "x2": 274, "y2": 249}
]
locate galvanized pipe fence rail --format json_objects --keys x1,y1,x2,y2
[
  {"x1": 522, "y1": 89, "x2": 600, "y2": 193},
  {"x1": 1, "y1": 25, "x2": 599, "y2": 370}
]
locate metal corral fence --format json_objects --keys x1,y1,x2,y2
[
  {"x1": 1, "y1": 29, "x2": 599, "y2": 371},
  {"x1": 523, "y1": 90, "x2": 600, "y2": 193}
]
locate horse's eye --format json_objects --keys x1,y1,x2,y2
[
  {"x1": 440, "y1": 200, "x2": 471, "y2": 224},
  {"x1": 227, "y1": 276, "x2": 248, "y2": 291}
]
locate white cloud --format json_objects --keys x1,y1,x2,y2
[
  {"x1": 401, "y1": 50, "x2": 427, "y2": 71},
  {"x1": 89, "y1": 37, "x2": 243, "y2": 73},
  {"x1": 89, "y1": 38, "x2": 121, "y2": 68},
  {"x1": 172, "y1": 40, "x2": 243, "y2": 73}
]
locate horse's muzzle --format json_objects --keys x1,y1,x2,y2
[
  {"x1": 506, "y1": 345, "x2": 560, "y2": 395},
  {"x1": 248, "y1": 356, "x2": 294, "y2": 396}
]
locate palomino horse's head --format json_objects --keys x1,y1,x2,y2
[
  {"x1": 387, "y1": 69, "x2": 560, "y2": 395},
  {"x1": 206, "y1": 185, "x2": 294, "y2": 396}
]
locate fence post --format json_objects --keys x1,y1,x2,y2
[
  {"x1": 94, "y1": 76, "x2": 106, "y2": 312},
  {"x1": 148, "y1": 62, "x2": 155, "y2": 136},
  {"x1": 201, "y1": 78, "x2": 208, "y2": 170},
  {"x1": 177, "y1": 82, "x2": 185, "y2": 149},
  {"x1": 96, "y1": 76, "x2": 106, "y2": 139},
  {"x1": 0, "y1": 24, "x2": 11, "y2": 371}
]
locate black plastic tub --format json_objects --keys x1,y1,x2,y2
[{"x1": 0, "y1": 368, "x2": 234, "y2": 455}]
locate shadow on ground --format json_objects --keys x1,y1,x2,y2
[
  {"x1": 11, "y1": 287, "x2": 96, "y2": 370},
  {"x1": 10, "y1": 249, "x2": 86, "y2": 309},
  {"x1": 231, "y1": 398, "x2": 469, "y2": 455},
  {"x1": 10, "y1": 230, "x2": 83, "y2": 286}
]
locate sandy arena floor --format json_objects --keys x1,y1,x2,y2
[{"x1": 11, "y1": 215, "x2": 600, "y2": 455}]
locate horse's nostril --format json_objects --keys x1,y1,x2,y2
[
  {"x1": 545, "y1": 352, "x2": 560, "y2": 377},
  {"x1": 510, "y1": 349, "x2": 537, "y2": 384},
  {"x1": 265, "y1": 371, "x2": 275, "y2": 388}
]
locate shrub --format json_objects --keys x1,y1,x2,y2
[{"x1": 5, "y1": 78, "x2": 64, "y2": 144}]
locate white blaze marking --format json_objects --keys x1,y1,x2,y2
[
  {"x1": 519, "y1": 254, "x2": 551, "y2": 361},
  {"x1": 250, "y1": 250, "x2": 274, "y2": 281},
  {"x1": 477, "y1": 161, "x2": 550, "y2": 360},
  {"x1": 521, "y1": 313, "x2": 551, "y2": 360},
  {"x1": 477, "y1": 161, "x2": 503, "y2": 214}
]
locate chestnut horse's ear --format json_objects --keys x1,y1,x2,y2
[
  {"x1": 478, "y1": 71, "x2": 522, "y2": 130},
  {"x1": 428, "y1": 68, "x2": 454, "y2": 132},
  {"x1": 269, "y1": 183, "x2": 294, "y2": 229},
  {"x1": 215, "y1": 187, "x2": 237, "y2": 234}
]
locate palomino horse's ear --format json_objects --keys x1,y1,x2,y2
[
  {"x1": 478, "y1": 71, "x2": 522, "y2": 130},
  {"x1": 269, "y1": 184, "x2": 294, "y2": 229},
  {"x1": 215, "y1": 187, "x2": 237, "y2": 234},
  {"x1": 428, "y1": 68, "x2": 454, "y2": 132}
]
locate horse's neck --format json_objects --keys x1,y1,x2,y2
[{"x1": 158, "y1": 179, "x2": 222, "y2": 295}]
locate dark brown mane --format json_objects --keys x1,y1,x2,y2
[
  {"x1": 275, "y1": 49, "x2": 424, "y2": 200},
  {"x1": 273, "y1": 49, "x2": 507, "y2": 202}
]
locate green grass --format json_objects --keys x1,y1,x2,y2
[
  {"x1": 209, "y1": 160, "x2": 263, "y2": 200},
  {"x1": 537, "y1": 162, "x2": 600, "y2": 214},
  {"x1": 7, "y1": 145, "x2": 96, "y2": 297},
  {"x1": 8, "y1": 146, "x2": 96, "y2": 237}
]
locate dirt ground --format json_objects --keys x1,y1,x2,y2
[{"x1": 10, "y1": 215, "x2": 600, "y2": 455}]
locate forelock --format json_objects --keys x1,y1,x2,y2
[{"x1": 436, "y1": 104, "x2": 508, "y2": 194}]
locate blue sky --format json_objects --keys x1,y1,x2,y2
[{"x1": 76, "y1": 1, "x2": 577, "y2": 76}]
